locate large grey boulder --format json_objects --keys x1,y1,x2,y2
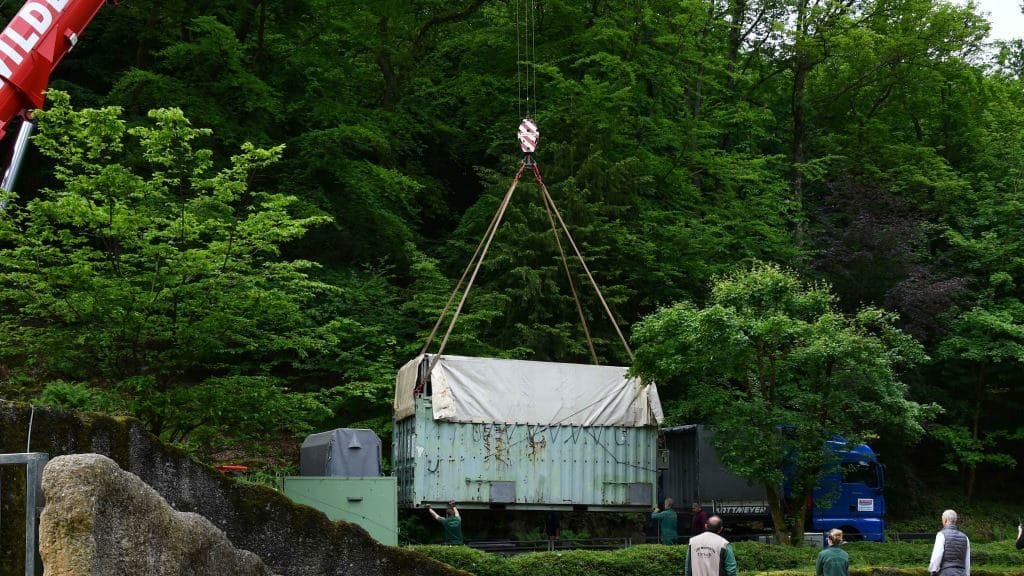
[{"x1": 39, "y1": 453, "x2": 272, "y2": 576}]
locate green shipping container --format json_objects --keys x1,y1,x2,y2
[
  {"x1": 394, "y1": 397, "x2": 659, "y2": 510},
  {"x1": 394, "y1": 355, "x2": 664, "y2": 511},
  {"x1": 283, "y1": 477, "x2": 398, "y2": 546}
]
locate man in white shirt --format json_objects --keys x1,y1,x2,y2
[{"x1": 928, "y1": 509, "x2": 970, "y2": 576}]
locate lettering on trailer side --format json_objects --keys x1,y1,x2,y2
[
  {"x1": 0, "y1": 0, "x2": 69, "y2": 80},
  {"x1": 714, "y1": 505, "x2": 768, "y2": 515}
]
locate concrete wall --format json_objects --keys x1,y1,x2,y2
[{"x1": 0, "y1": 400, "x2": 467, "y2": 576}]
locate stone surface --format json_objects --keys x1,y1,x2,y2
[
  {"x1": 39, "y1": 453, "x2": 272, "y2": 576},
  {"x1": 0, "y1": 401, "x2": 468, "y2": 576}
]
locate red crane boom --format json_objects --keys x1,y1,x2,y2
[{"x1": 0, "y1": 0, "x2": 112, "y2": 195}]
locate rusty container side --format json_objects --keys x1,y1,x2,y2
[{"x1": 393, "y1": 397, "x2": 657, "y2": 510}]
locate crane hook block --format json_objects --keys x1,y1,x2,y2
[{"x1": 518, "y1": 118, "x2": 539, "y2": 154}]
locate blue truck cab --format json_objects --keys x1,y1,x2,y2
[
  {"x1": 659, "y1": 426, "x2": 886, "y2": 542},
  {"x1": 809, "y1": 440, "x2": 886, "y2": 541}
]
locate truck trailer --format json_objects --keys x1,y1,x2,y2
[{"x1": 659, "y1": 425, "x2": 886, "y2": 541}]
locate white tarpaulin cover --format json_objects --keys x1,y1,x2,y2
[{"x1": 394, "y1": 354, "x2": 663, "y2": 427}]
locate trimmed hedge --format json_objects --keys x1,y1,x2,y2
[
  {"x1": 732, "y1": 541, "x2": 818, "y2": 570},
  {"x1": 841, "y1": 541, "x2": 1024, "y2": 569},
  {"x1": 411, "y1": 539, "x2": 1024, "y2": 576},
  {"x1": 757, "y1": 565, "x2": 1011, "y2": 569}
]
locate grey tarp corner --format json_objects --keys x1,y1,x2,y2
[
  {"x1": 394, "y1": 354, "x2": 664, "y2": 427},
  {"x1": 300, "y1": 428, "x2": 382, "y2": 477}
]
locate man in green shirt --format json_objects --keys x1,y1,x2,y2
[
  {"x1": 427, "y1": 501, "x2": 463, "y2": 545},
  {"x1": 651, "y1": 498, "x2": 679, "y2": 545},
  {"x1": 816, "y1": 528, "x2": 850, "y2": 576}
]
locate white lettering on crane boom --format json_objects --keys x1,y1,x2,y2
[{"x1": 0, "y1": 0, "x2": 69, "y2": 82}]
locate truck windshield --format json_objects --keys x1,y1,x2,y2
[{"x1": 841, "y1": 462, "x2": 879, "y2": 488}]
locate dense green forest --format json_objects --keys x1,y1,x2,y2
[{"x1": 1, "y1": 0, "x2": 1023, "y2": 516}]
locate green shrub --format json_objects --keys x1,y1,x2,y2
[
  {"x1": 842, "y1": 541, "x2": 932, "y2": 566},
  {"x1": 732, "y1": 541, "x2": 818, "y2": 570},
  {"x1": 505, "y1": 545, "x2": 686, "y2": 576},
  {"x1": 747, "y1": 571, "x2": 926, "y2": 576},
  {"x1": 971, "y1": 539, "x2": 1024, "y2": 567},
  {"x1": 843, "y1": 565, "x2": 925, "y2": 569},
  {"x1": 411, "y1": 540, "x2": 1024, "y2": 576},
  {"x1": 410, "y1": 546, "x2": 507, "y2": 576},
  {"x1": 841, "y1": 539, "x2": 1024, "y2": 570},
  {"x1": 749, "y1": 565, "x2": 1019, "y2": 569}
]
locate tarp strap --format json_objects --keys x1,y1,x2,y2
[
  {"x1": 531, "y1": 163, "x2": 635, "y2": 362},
  {"x1": 427, "y1": 162, "x2": 527, "y2": 372},
  {"x1": 423, "y1": 157, "x2": 635, "y2": 369},
  {"x1": 420, "y1": 162, "x2": 526, "y2": 357}
]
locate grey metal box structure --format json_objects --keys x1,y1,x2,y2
[{"x1": 300, "y1": 428, "x2": 382, "y2": 477}]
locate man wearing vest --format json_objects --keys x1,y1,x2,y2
[
  {"x1": 928, "y1": 509, "x2": 970, "y2": 576},
  {"x1": 685, "y1": 515, "x2": 738, "y2": 576}
]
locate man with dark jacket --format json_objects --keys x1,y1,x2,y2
[
  {"x1": 928, "y1": 509, "x2": 970, "y2": 576},
  {"x1": 691, "y1": 502, "x2": 708, "y2": 535},
  {"x1": 685, "y1": 515, "x2": 738, "y2": 576}
]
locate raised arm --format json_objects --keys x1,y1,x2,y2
[{"x1": 426, "y1": 504, "x2": 441, "y2": 521}]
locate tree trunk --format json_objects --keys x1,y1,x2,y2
[
  {"x1": 256, "y1": 0, "x2": 267, "y2": 62},
  {"x1": 789, "y1": 0, "x2": 815, "y2": 248},
  {"x1": 687, "y1": 1, "x2": 714, "y2": 189},
  {"x1": 236, "y1": 0, "x2": 263, "y2": 43},
  {"x1": 376, "y1": 18, "x2": 400, "y2": 110},
  {"x1": 135, "y1": 0, "x2": 163, "y2": 69},
  {"x1": 787, "y1": 492, "x2": 809, "y2": 547},
  {"x1": 725, "y1": 0, "x2": 747, "y2": 95},
  {"x1": 719, "y1": 0, "x2": 748, "y2": 149},
  {"x1": 966, "y1": 362, "x2": 986, "y2": 502},
  {"x1": 791, "y1": 58, "x2": 809, "y2": 245},
  {"x1": 765, "y1": 483, "x2": 791, "y2": 545}
]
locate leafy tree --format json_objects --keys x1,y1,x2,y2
[
  {"x1": 935, "y1": 285, "x2": 1024, "y2": 501},
  {"x1": 631, "y1": 262, "x2": 930, "y2": 544},
  {"x1": 928, "y1": 71, "x2": 1024, "y2": 497},
  {"x1": 0, "y1": 93, "x2": 334, "y2": 446},
  {"x1": 108, "y1": 17, "x2": 280, "y2": 150}
]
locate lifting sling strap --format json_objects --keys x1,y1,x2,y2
[
  {"x1": 421, "y1": 152, "x2": 634, "y2": 372},
  {"x1": 420, "y1": 1, "x2": 631, "y2": 369}
]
